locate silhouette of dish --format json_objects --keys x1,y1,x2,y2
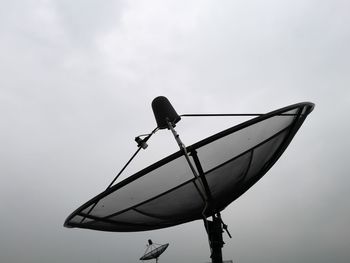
[
  {"x1": 140, "y1": 243, "x2": 169, "y2": 260},
  {"x1": 64, "y1": 102, "x2": 314, "y2": 232}
]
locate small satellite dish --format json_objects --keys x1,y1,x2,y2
[
  {"x1": 64, "y1": 97, "x2": 314, "y2": 263},
  {"x1": 140, "y1": 239, "x2": 169, "y2": 263}
]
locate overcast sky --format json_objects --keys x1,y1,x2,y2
[{"x1": 1, "y1": 0, "x2": 349, "y2": 263}]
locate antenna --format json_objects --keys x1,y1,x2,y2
[
  {"x1": 140, "y1": 239, "x2": 169, "y2": 263},
  {"x1": 64, "y1": 97, "x2": 314, "y2": 263}
]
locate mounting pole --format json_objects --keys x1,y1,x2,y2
[
  {"x1": 207, "y1": 214, "x2": 224, "y2": 263},
  {"x1": 167, "y1": 119, "x2": 225, "y2": 263},
  {"x1": 152, "y1": 96, "x2": 223, "y2": 263},
  {"x1": 166, "y1": 118, "x2": 224, "y2": 263}
]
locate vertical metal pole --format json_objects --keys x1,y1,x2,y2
[{"x1": 208, "y1": 215, "x2": 224, "y2": 263}]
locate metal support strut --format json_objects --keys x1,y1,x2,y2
[
  {"x1": 167, "y1": 120, "x2": 228, "y2": 263},
  {"x1": 166, "y1": 120, "x2": 208, "y2": 202}
]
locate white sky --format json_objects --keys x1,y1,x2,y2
[{"x1": 1, "y1": 1, "x2": 349, "y2": 263}]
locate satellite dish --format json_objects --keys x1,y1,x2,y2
[
  {"x1": 140, "y1": 239, "x2": 169, "y2": 263},
  {"x1": 64, "y1": 97, "x2": 314, "y2": 263}
]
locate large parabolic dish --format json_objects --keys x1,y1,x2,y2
[{"x1": 64, "y1": 102, "x2": 314, "y2": 232}]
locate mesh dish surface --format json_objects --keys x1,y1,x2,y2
[
  {"x1": 64, "y1": 102, "x2": 314, "y2": 232},
  {"x1": 140, "y1": 243, "x2": 169, "y2": 260}
]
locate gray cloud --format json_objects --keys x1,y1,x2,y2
[{"x1": 1, "y1": 1, "x2": 349, "y2": 263}]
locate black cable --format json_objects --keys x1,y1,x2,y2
[
  {"x1": 180, "y1": 113, "x2": 297, "y2": 117},
  {"x1": 106, "y1": 147, "x2": 142, "y2": 189},
  {"x1": 107, "y1": 127, "x2": 158, "y2": 190},
  {"x1": 181, "y1": 113, "x2": 262, "y2": 117},
  {"x1": 80, "y1": 127, "x2": 158, "y2": 224}
]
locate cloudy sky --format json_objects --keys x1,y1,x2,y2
[{"x1": 1, "y1": 0, "x2": 349, "y2": 262}]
